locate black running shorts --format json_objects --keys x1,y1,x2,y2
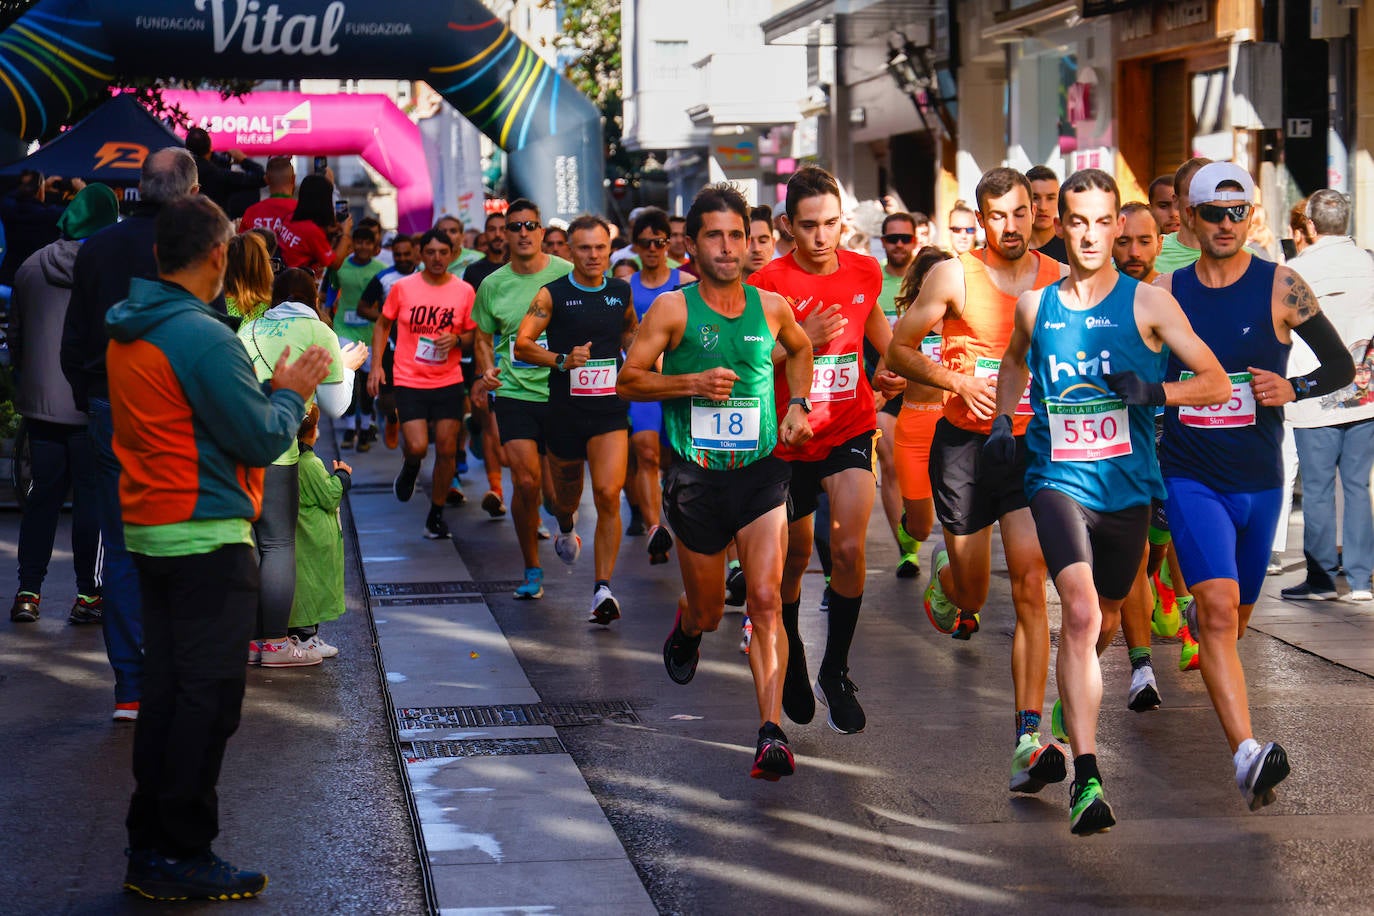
[
  {"x1": 929, "y1": 418, "x2": 1031, "y2": 536},
  {"x1": 493, "y1": 396, "x2": 550, "y2": 448},
  {"x1": 545, "y1": 405, "x2": 629, "y2": 460},
  {"x1": 395, "y1": 383, "x2": 466, "y2": 424},
  {"x1": 785, "y1": 429, "x2": 878, "y2": 521},
  {"x1": 1029, "y1": 488, "x2": 1150, "y2": 601},
  {"x1": 663, "y1": 454, "x2": 791, "y2": 556}
]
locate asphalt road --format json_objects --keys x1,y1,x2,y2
[{"x1": 451, "y1": 476, "x2": 1374, "y2": 915}]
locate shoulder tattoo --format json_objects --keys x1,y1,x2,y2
[{"x1": 1281, "y1": 272, "x2": 1320, "y2": 321}]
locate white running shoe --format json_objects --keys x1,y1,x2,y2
[
  {"x1": 554, "y1": 531, "x2": 582, "y2": 566},
  {"x1": 300, "y1": 634, "x2": 339, "y2": 658},
  {"x1": 259, "y1": 636, "x2": 323, "y2": 667},
  {"x1": 1236, "y1": 739, "x2": 1290, "y2": 811},
  {"x1": 1127, "y1": 664, "x2": 1161, "y2": 712},
  {"x1": 588, "y1": 585, "x2": 620, "y2": 625}
]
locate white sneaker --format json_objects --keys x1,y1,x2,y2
[
  {"x1": 300, "y1": 634, "x2": 339, "y2": 658},
  {"x1": 1236, "y1": 739, "x2": 1290, "y2": 811},
  {"x1": 554, "y1": 530, "x2": 582, "y2": 566},
  {"x1": 1347, "y1": 589, "x2": 1373, "y2": 602},
  {"x1": 259, "y1": 636, "x2": 323, "y2": 667},
  {"x1": 1127, "y1": 664, "x2": 1161, "y2": 712},
  {"x1": 587, "y1": 585, "x2": 620, "y2": 625}
]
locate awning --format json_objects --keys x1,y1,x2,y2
[{"x1": 980, "y1": 0, "x2": 1079, "y2": 43}]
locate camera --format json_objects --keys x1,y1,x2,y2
[{"x1": 334, "y1": 199, "x2": 351, "y2": 223}]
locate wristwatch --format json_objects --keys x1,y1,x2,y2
[
  {"x1": 555, "y1": 353, "x2": 568, "y2": 371},
  {"x1": 788, "y1": 396, "x2": 812, "y2": 413}
]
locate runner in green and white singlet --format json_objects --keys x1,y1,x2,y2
[{"x1": 619, "y1": 184, "x2": 814, "y2": 782}]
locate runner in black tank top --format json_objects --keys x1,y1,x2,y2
[{"x1": 515, "y1": 216, "x2": 639, "y2": 627}]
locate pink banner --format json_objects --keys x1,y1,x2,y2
[{"x1": 162, "y1": 91, "x2": 434, "y2": 234}]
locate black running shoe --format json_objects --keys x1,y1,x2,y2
[
  {"x1": 647, "y1": 525, "x2": 673, "y2": 565},
  {"x1": 951, "y1": 610, "x2": 981, "y2": 641},
  {"x1": 818, "y1": 585, "x2": 832, "y2": 614},
  {"x1": 750, "y1": 722, "x2": 796, "y2": 781},
  {"x1": 124, "y1": 849, "x2": 267, "y2": 902},
  {"x1": 663, "y1": 612, "x2": 702, "y2": 685},
  {"x1": 394, "y1": 463, "x2": 420, "y2": 503},
  {"x1": 725, "y1": 567, "x2": 747, "y2": 607},
  {"x1": 814, "y1": 669, "x2": 866, "y2": 734},
  {"x1": 895, "y1": 558, "x2": 920, "y2": 579},
  {"x1": 782, "y1": 636, "x2": 815, "y2": 725},
  {"x1": 68, "y1": 593, "x2": 103, "y2": 625},
  {"x1": 341, "y1": 429, "x2": 356, "y2": 450},
  {"x1": 424, "y1": 512, "x2": 451, "y2": 540}
]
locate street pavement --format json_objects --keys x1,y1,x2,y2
[{"x1": 4, "y1": 417, "x2": 1374, "y2": 913}]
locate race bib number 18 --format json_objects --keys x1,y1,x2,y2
[
  {"x1": 1177, "y1": 371, "x2": 1256, "y2": 428},
  {"x1": 974, "y1": 357, "x2": 1033, "y2": 416},
  {"x1": 690, "y1": 397, "x2": 761, "y2": 451},
  {"x1": 1047, "y1": 398, "x2": 1132, "y2": 462},
  {"x1": 812, "y1": 352, "x2": 859, "y2": 402},
  {"x1": 570, "y1": 358, "x2": 618, "y2": 396}
]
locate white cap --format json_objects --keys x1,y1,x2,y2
[{"x1": 1188, "y1": 161, "x2": 1255, "y2": 206}]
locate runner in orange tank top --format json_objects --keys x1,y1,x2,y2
[{"x1": 888, "y1": 167, "x2": 1068, "y2": 794}]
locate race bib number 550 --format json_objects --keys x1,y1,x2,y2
[{"x1": 1047, "y1": 398, "x2": 1131, "y2": 462}]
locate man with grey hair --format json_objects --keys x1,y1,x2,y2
[
  {"x1": 1280, "y1": 189, "x2": 1374, "y2": 603},
  {"x1": 60, "y1": 146, "x2": 200, "y2": 722}
]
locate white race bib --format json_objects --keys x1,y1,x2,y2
[
  {"x1": 1047, "y1": 398, "x2": 1132, "y2": 462},
  {"x1": 570, "y1": 358, "x2": 618, "y2": 396},
  {"x1": 812, "y1": 352, "x2": 859, "y2": 402},
  {"x1": 690, "y1": 397, "x2": 761, "y2": 451},
  {"x1": 975, "y1": 356, "x2": 1033, "y2": 416},
  {"x1": 415, "y1": 335, "x2": 445, "y2": 365},
  {"x1": 920, "y1": 334, "x2": 942, "y2": 363},
  {"x1": 507, "y1": 333, "x2": 548, "y2": 369},
  {"x1": 1178, "y1": 371, "x2": 1256, "y2": 428},
  {"x1": 342, "y1": 308, "x2": 370, "y2": 327}
]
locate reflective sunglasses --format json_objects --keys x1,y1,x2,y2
[
  {"x1": 883, "y1": 233, "x2": 914, "y2": 244},
  {"x1": 636, "y1": 237, "x2": 669, "y2": 249},
  {"x1": 950, "y1": 226, "x2": 977, "y2": 235},
  {"x1": 506, "y1": 220, "x2": 542, "y2": 233},
  {"x1": 1195, "y1": 203, "x2": 1250, "y2": 224}
]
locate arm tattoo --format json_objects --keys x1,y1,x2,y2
[
  {"x1": 525, "y1": 303, "x2": 549, "y2": 319},
  {"x1": 1282, "y1": 273, "x2": 1320, "y2": 322}
]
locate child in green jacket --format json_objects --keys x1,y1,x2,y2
[{"x1": 289, "y1": 404, "x2": 351, "y2": 655}]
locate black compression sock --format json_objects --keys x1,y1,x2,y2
[
  {"x1": 1074, "y1": 754, "x2": 1101, "y2": 786},
  {"x1": 819, "y1": 591, "x2": 862, "y2": 677},
  {"x1": 781, "y1": 599, "x2": 802, "y2": 647},
  {"x1": 595, "y1": 579, "x2": 610, "y2": 592}
]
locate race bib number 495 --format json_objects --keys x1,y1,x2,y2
[
  {"x1": 690, "y1": 397, "x2": 761, "y2": 451},
  {"x1": 1177, "y1": 371, "x2": 1256, "y2": 428},
  {"x1": 1047, "y1": 398, "x2": 1132, "y2": 462},
  {"x1": 974, "y1": 357, "x2": 1033, "y2": 416},
  {"x1": 812, "y1": 352, "x2": 859, "y2": 402}
]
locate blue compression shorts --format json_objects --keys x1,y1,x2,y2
[
  {"x1": 628, "y1": 401, "x2": 663, "y2": 438},
  {"x1": 1163, "y1": 477, "x2": 1282, "y2": 606}
]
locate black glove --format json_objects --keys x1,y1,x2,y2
[
  {"x1": 982, "y1": 414, "x2": 1016, "y2": 471},
  {"x1": 1104, "y1": 371, "x2": 1166, "y2": 406}
]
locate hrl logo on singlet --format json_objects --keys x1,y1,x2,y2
[{"x1": 1047, "y1": 349, "x2": 1113, "y2": 384}]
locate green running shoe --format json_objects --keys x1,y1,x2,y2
[
  {"x1": 1178, "y1": 625, "x2": 1200, "y2": 671},
  {"x1": 896, "y1": 553, "x2": 921, "y2": 579},
  {"x1": 923, "y1": 549, "x2": 959, "y2": 633},
  {"x1": 1069, "y1": 777, "x2": 1116, "y2": 836},
  {"x1": 897, "y1": 513, "x2": 921, "y2": 557},
  {"x1": 1050, "y1": 698, "x2": 1069, "y2": 743},
  {"x1": 951, "y1": 610, "x2": 980, "y2": 641},
  {"x1": 1009, "y1": 731, "x2": 1067, "y2": 794}
]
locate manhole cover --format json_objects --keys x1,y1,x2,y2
[
  {"x1": 398, "y1": 700, "x2": 639, "y2": 730},
  {"x1": 405, "y1": 737, "x2": 567, "y2": 759},
  {"x1": 375, "y1": 595, "x2": 486, "y2": 607}
]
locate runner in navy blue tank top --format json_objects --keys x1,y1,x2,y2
[
  {"x1": 994, "y1": 169, "x2": 1229, "y2": 835},
  {"x1": 1159, "y1": 162, "x2": 1354, "y2": 812}
]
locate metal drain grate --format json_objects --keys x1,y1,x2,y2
[
  {"x1": 375, "y1": 595, "x2": 486, "y2": 607},
  {"x1": 349, "y1": 482, "x2": 396, "y2": 495},
  {"x1": 405, "y1": 737, "x2": 567, "y2": 759},
  {"x1": 370, "y1": 581, "x2": 479, "y2": 597},
  {"x1": 398, "y1": 700, "x2": 639, "y2": 730}
]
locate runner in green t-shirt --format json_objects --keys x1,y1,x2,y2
[
  {"x1": 330, "y1": 225, "x2": 387, "y2": 450},
  {"x1": 473, "y1": 199, "x2": 573, "y2": 600},
  {"x1": 618, "y1": 183, "x2": 814, "y2": 782}
]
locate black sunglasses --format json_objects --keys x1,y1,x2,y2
[
  {"x1": 1195, "y1": 203, "x2": 1250, "y2": 224},
  {"x1": 506, "y1": 220, "x2": 541, "y2": 233},
  {"x1": 950, "y1": 226, "x2": 977, "y2": 235},
  {"x1": 636, "y1": 237, "x2": 669, "y2": 249},
  {"x1": 883, "y1": 233, "x2": 914, "y2": 244}
]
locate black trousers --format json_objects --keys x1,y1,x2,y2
[{"x1": 126, "y1": 544, "x2": 258, "y2": 857}]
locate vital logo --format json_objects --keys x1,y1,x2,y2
[
  {"x1": 699, "y1": 323, "x2": 720, "y2": 352},
  {"x1": 273, "y1": 101, "x2": 312, "y2": 140},
  {"x1": 93, "y1": 142, "x2": 148, "y2": 170},
  {"x1": 1048, "y1": 349, "x2": 1113, "y2": 383},
  {"x1": 195, "y1": 0, "x2": 345, "y2": 55},
  {"x1": 1084, "y1": 316, "x2": 1117, "y2": 329}
]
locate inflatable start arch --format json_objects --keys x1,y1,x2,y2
[{"x1": 0, "y1": 0, "x2": 604, "y2": 221}]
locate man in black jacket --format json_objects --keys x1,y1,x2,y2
[
  {"x1": 59, "y1": 146, "x2": 199, "y2": 722},
  {"x1": 185, "y1": 127, "x2": 264, "y2": 219}
]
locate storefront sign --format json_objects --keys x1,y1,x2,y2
[
  {"x1": 1080, "y1": 0, "x2": 1152, "y2": 17},
  {"x1": 1163, "y1": 0, "x2": 1209, "y2": 30}
]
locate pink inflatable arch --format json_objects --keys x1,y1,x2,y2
[{"x1": 162, "y1": 90, "x2": 434, "y2": 234}]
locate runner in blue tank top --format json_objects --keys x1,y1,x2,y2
[
  {"x1": 1157, "y1": 162, "x2": 1354, "y2": 813},
  {"x1": 625, "y1": 209, "x2": 686, "y2": 563},
  {"x1": 992, "y1": 169, "x2": 1230, "y2": 836}
]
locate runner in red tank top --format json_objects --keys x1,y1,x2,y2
[
  {"x1": 888, "y1": 167, "x2": 1068, "y2": 794},
  {"x1": 747, "y1": 166, "x2": 906, "y2": 735}
]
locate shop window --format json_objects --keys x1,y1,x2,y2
[
  {"x1": 1190, "y1": 67, "x2": 1232, "y2": 160},
  {"x1": 652, "y1": 41, "x2": 689, "y2": 83}
]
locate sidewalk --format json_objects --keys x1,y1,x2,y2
[{"x1": 336, "y1": 426, "x2": 655, "y2": 914}]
